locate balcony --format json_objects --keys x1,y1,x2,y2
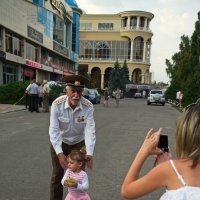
[
  {"x1": 120, "y1": 26, "x2": 152, "y2": 33},
  {"x1": 78, "y1": 56, "x2": 150, "y2": 64}
]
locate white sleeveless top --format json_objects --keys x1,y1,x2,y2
[{"x1": 160, "y1": 160, "x2": 200, "y2": 200}]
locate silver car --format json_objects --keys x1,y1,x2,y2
[{"x1": 147, "y1": 89, "x2": 165, "y2": 106}]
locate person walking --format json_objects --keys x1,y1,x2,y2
[
  {"x1": 61, "y1": 150, "x2": 91, "y2": 200},
  {"x1": 114, "y1": 87, "x2": 122, "y2": 107},
  {"x1": 38, "y1": 82, "x2": 44, "y2": 108},
  {"x1": 121, "y1": 103, "x2": 200, "y2": 200},
  {"x1": 42, "y1": 80, "x2": 50, "y2": 112},
  {"x1": 176, "y1": 90, "x2": 181, "y2": 105},
  {"x1": 49, "y1": 75, "x2": 96, "y2": 200},
  {"x1": 25, "y1": 78, "x2": 39, "y2": 112},
  {"x1": 103, "y1": 87, "x2": 109, "y2": 107},
  {"x1": 179, "y1": 91, "x2": 184, "y2": 108}
]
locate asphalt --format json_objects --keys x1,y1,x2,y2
[{"x1": 0, "y1": 104, "x2": 26, "y2": 114}]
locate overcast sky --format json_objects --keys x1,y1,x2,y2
[{"x1": 76, "y1": 0, "x2": 200, "y2": 83}]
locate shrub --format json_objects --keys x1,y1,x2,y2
[{"x1": 0, "y1": 81, "x2": 65, "y2": 105}]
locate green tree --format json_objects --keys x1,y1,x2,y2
[
  {"x1": 121, "y1": 60, "x2": 130, "y2": 92},
  {"x1": 165, "y1": 11, "x2": 200, "y2": 107},
  {"x1": 109, "y1": 60, "x2": 123, "y2": 92}
]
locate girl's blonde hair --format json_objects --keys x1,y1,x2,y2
[
  {"x1": 175, "y1": 104, "x2": 200, "y2": 167},
  {"x1": 68, "y1": 149, "x2": 87, "y2": 170}
]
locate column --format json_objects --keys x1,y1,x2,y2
[
  {"x1": 136, "y1": 16, "x2": 140, "y2": 29},
  {"x1": 0, "y1": 61, "x2": 3, "y2": 84},
  {"x1": 129, "y1": 74, "x2": 132, "y2": 82},
  {"x1": 101, "y1": 73, "x2": 104, "y2": 89},
  {"x1": 2, "y1": 27, "x2": 5, "y2": 51},
  {"x1": 141, "y1": 74, "x2": 145, "y2": 83},
  {"x1": 143, "y1": 40, "x2": 146, "y2": 62},
  {"x1": 144, "y1": 18, "x2": 147, "y2": 30},
  {"x1": 130, "y1": 39, "x2": 134, "y2": 61},
  {"x1": 22, "y1": 39, "x2": 26, "y2": 59},
  {"x1": 127, "y1": 17, "x2": 130, "y2": 30}
]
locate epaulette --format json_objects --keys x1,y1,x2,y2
[
  {"x1": 53, "y1": 95, "x2": 67, "y2": 105},
  {"x1": 81, "y1": 97, "x2": 93, "y2": 108}
]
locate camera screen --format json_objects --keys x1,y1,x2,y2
[{"x1": 158, "y1": 135, "x2": 168, "y2": 152}]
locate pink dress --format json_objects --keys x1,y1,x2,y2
[{"x1": 61, "y1": 169, "x2": 91, "y2": 200}]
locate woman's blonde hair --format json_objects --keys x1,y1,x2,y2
[{"x1": 175, "y1": 104, "x2": 200, "y2": 167}]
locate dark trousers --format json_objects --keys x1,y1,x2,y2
[
  {"x1": 50, "y1": 141, "x2": 85, "y2": 200},
  {"x1": 30, "y1": 94, "x2": 39, "y2": 112}
]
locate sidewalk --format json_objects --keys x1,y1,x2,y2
[{"x1": 0, "y1": 104, "x2": 26, "y2": 114}]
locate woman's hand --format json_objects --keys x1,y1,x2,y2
[
  {"x1": 139, "y1": 128, "x2": 163, "y2": 156},
  {"x1": 155, "y1": 148, "x2": 172, "y2": 165}
]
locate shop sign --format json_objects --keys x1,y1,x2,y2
[
  {"x1": 27, "y1": 26, "x2": 43, "y2": 44},
  {"x1": 50, "y1": 0, "x2": 73, "y2": 23},
  {"x1": 24, "y1": 68, "x2": 35, "y2": 77},
  {"x1": 26, "y1": 60, "x2": 42, "y2": 69},
  {"x1": 53, "y1": 41, "x2": 70, "y2": 58}
]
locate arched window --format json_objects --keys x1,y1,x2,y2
[
  {"x1": 132, "y1": 68, "x2": 142, "y2": 83},
  {"x1": 94, "y1": 41, "x2": 110, "y2": 59},
  {"x1": 130, "y1": 16, "x2": 137, "y2": 29},
  {"x1": 133, "y1": 37, "x2": 144, "y2": 61},
  {"x1": 91, "y1": 67, "x2": 101, "y2": 88}
]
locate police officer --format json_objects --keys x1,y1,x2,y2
[
  {"x1": 26, "y1": 78, "x2": 39, "y2": 112},
  {"x1": 49, "y1": 75, "x2": 96, "y2": 200}
]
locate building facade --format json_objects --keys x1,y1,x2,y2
[
  {"x1": 0, "y1": 0, "x2": 82, "y2": 84},
  {"x1": 79, "y1": 11, "x2": 154, "y2": 89}
]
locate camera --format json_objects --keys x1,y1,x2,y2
[{"x1": 158, "y1": 135, "x2": 168, "y2": 152}]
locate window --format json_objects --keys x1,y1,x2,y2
[
  {"x1": 98, "y1": 23, "x2": 113, "y2": 30},
  {"x1": 53, "y1": 15, "x2": 64, "y2": 45},
  {"x1": 95, "y1": 41, "x2": 110, "y2": 59},
  {"x1": 26, "y1": 42, "x2": 38, "y2": 62},
  {"x1": 5, "y1": 33, "x2": 22, "y2": 56},
  {"x1": 3, "y1": 63, "x2": 18, "y2": 84},
  {"x1": 0, "y1": 28, "x2": 2, "y2": 50},
  {"x1": 80, "y1": 23, "x2": 92, "y2": 30},
  {"x1": 38, "y1": 7, "x2": 53, "y2": 39},
  {"x1": 79, "y1": 40, "x2": 129, "y2": 60},
  {"x1": 130, "y1": 17, "x2": 137, "y2": 28},
  {"x1": 133, "y1": 37, "x2": 144, "y2": 61},
  {"x1": 33, "y1": 0, "x2": 44, "y2": 6},
  {"x1": 139, "y1": 17, "x2": 145, "y2": 29}
]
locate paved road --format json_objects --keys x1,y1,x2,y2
[{"x1": 0, "y1": 98, "x2": 180, "y2": 200}]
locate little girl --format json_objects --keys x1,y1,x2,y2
[{"x1": 61, "y1": 150, "x2": 91, "y2": 200}]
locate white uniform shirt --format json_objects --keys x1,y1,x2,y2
[
  {"x1": 49, "y1": 95, "x2": 96, "y2": 156},
  {"x1": 26, "y1": 83, "x2": 39, "y2": 94}
]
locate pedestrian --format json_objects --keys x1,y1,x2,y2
[
  {"x1": 61, "y1": 150, "x2": 91, "y2": 200},
  {"x1": 176, "y1": 90, "x2": 180, "y2": 105},
  {"x1": 42, "y1": 80, "x2": 50, "y2": 112},
  {"x1": 179, "y1": 91, "x2": 184, "y2": 108},
  {"x1": 38, "y1": 82, "x2": 44, "y2": 107},
  {"x1": 103, "y1": 87, "x2": 109, "y2": 107},
  {"x1": 49, "y1": 75, "x2": 96, "y2": 200},
  {"x1": 25, "y1": 78, "x2": 39, "y2": 112},
  {"x1": 121, "y1": 103, "x2": 200, "y2": 200},
  {"x1": 113, "y1": 87, "x2": 122, "y2": 107},
  {"x1": 142, "y1": 90, "x2": 146, "y2": 98}
]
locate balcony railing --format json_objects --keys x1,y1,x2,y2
[
  {"x1": 80, "y1": 26, "x2": 152, "y2": 32},
  {"x1": 78, "y1": 56, "x2": 150, "y2": 64},
  {"x1": 120, "y1": 26, "x2": 152, "y2": 32}
]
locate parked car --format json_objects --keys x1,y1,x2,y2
[
  {"x1": 134, "y1": 93, "x2": 142, "y2": 98},
  {"x1": 147, "y1": 89, "x2": 165, "y2": 106},
  {"x1": 82, "y1": 88, "x2": 101, "y2": 104},
  {"x1": 88, "y1": 89, "x2": 101, "y2": 104}
]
